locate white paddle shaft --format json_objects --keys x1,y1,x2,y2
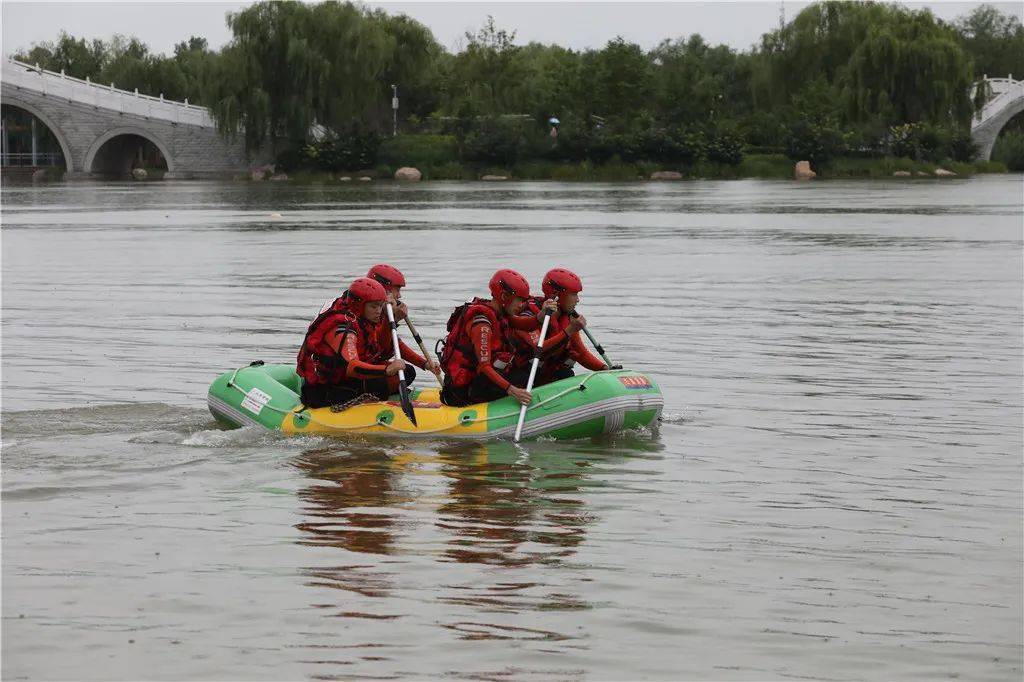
[
  {"x1": 514, "y1": 312, "x2": 552, "y2": 442},
  {"x1": 385, "y1": 303, "x2": 406, "y2": 382}
]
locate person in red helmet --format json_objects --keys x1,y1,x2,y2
[
  {"x1": 366, "y1": 263, "x2": 442, "y2": 383},
  {"x1": 438, "y1": 268, "x2": 551, "y2": 407},
  {"x1": 297, "y1": 277, "x2": 422, "y2": 408},
  {"x1": 512, "y1": 268, "x2": 611, "y2": 386},
  {"x1": 366, "y1": 263, "x2": 409, "y2": 320}
]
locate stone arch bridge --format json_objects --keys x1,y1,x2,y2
[
  {"x1": 1, "y1": 58, "x2": 268, "y2": 178},
  {"x1": 971, "y1": 76, "x2": 1024, "y2": 161}
]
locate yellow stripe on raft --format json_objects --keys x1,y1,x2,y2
[{"x1": 279, "y1": 388, "x2": 491, "y2": 436}]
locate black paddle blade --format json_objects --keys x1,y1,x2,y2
[{"x1": 398, "y1": 380, "x2": 418, "y2": 426}]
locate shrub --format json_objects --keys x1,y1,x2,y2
[
  {"x1": 275, "y1": 146, "x2": 303, "y2": 172},
  {"x1": 738, "y1": 153, "x2": 792, "y2": 178},
  {"x1": 992, "y1": 131, "x2": 1024, "y2": 171},
  {"x1": 379, "y1": 134, "x2": 458, "y2": 168},
  {"x1": 888, "y1": 123, "x2": 961, "y2": 162},
  {"x1": 786, "y1": 119, "x2": 848, "y2": 168},
  {"x1": 949, "y1": 130, "x2": 979, "y2": 163},
  {"x1": 464, "y1": 118, "x2": 529, "y2": 165},
  {"x1": 300, "y1": 129, "x2": 381, "y2": 171},
  {"x1": 706, "y1": 132, "x2": 744, "y2": 166}
]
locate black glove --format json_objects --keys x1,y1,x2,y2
[{"x1": 608, "y1": 364, "x2": 623, "y2": 370}]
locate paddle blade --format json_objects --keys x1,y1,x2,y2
[{"x1": 398, "y1": 380, "x2": 418, "y2": 426}]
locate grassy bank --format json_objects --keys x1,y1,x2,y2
[
  {"x1": 277, "y1": 153, "x2": 1007, "y2": 183},
  {"x1": 259, "y1": 134, "x2": 996, "y2": 181}
]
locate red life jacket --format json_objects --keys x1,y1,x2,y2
[
  {"x1": 521, "y1": 297, "x2": 575, "y2": 375},
  {"x1": 506, "y1": 298, "x2": 545, "y2": 370},
  {"x1": 439, "y1": 298, "x2": 514, "y2": 388},
  {"x1": 296, "y1": 295, "x2": 386, "y2": 386}
]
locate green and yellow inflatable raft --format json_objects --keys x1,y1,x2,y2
[{"x1": 207, "y1": 362, "x2": 663, "y2": 440}]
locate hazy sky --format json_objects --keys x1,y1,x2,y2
[{"x1": 3, "y1": 1, "x2": 1021, "y2": 59}]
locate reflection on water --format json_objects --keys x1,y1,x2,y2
[
  {"x1": 435, "y1": 443, "x2": 591, "y2": 568},
  {"x1": 294, "y1": 446, "x2": 406, "y2": 556}
]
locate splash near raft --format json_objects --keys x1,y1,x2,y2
[{"x1": 207, "y1": 363, "x2": 663, "y2": 440}]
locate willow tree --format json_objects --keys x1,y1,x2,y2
[
  {"x1": 207, "y1": 1, "x2": 439, "y2": 152},
  {"x1": 752, "y1": 1, "x2": 974, "y2": 129},
  {"x1": 842, "y1": 8, "x2": 973, "y2": 126}
]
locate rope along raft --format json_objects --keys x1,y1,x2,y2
[{"x1": 209, "y1": 362, "x2": 663, "y2": 440}]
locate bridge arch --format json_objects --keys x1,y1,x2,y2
[
  {"x1": 84, "y1": 126, "x2": 175, "y2": 177},
  {"x1": 971, "y1": 78, "x2": 1024, "y2": 161},
  {"x1": 1, "y1": 96, "x2": 74, "y2": 171}
]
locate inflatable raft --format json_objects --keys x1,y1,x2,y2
[{"x1": 207, "y1": 362, "x2": 663, "y2": 440}]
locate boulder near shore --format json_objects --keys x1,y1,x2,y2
[
  {"x1": 394, "y1": 167, "x2": 422, "y2": 181},
  {"x1": 794, "y1": 161, "x2": 816, "y2": 180}
]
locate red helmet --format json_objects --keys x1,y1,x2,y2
[
  {"x1": 367, "y1": 263, "x2": 406, "y2": 288},
  {"x1": 488, "y1": 269, "x2": 531, "y2": 305},
  {"x1": 346, "y1": 277, "x2": 387, "y2": 313},
  {"x1": 542, "y1": 268, "x2": 583, "y2": 299}
]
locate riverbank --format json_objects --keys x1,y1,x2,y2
[{"x1": 276, "y1": 154, "x2": 1007, "y2": 183}]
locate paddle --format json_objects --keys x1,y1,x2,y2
[
  {"x1": 514, "y1": 308, "x2": 553, "y2": 443},
  {"x1": 386, "y1": 302, "x2": 418, "y2": 426},
  {"x1": 404, "y1": 315, "x2": 444, "y2": 387},
  {"x1": 570, "y1": 310, "x2": 618, "y2": 369}
]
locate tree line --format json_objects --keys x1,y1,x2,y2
[{"x1": 13, "y1": 1, "x2": 1024, "y2": 168}]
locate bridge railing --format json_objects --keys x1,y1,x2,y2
[
  {"x1": 972, "y1": 76, "x2": 1024, "y2": 126},
  {"x1": 2, "y1": 58, "x2": 216, "y2": 128}
]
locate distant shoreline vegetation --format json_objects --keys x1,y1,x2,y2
[{"x1": 14, "y1": 1, "x2": 1024, "y2": 174}]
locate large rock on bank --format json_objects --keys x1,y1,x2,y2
[
  {"x1": 394, "y1": 167, "x2": 422, "y2": 181},
  {"x1": 794, "y1": 160, "x2": 816, "y2": 180},
  {"x1": 650, "y1": 171, "x2": 683, "y2": 180},
  {"x1": 933, "y1": 168, "x2": 957, "y2": 177},
  {"x1": 131, "y1": 168, "x2": 148, "y2": 181}
]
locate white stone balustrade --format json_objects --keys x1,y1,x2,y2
[{"x1": 3, "y1": 58, "x2": 215, "y2": 128}]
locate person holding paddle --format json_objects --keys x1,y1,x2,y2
[
  {"x1": 438, "y1": 269, "x2": 553, "y2": 407},
  {"x1": 513, "y1": 268, "x2": 617, "y2": 386},
  {"x1": 296, "y1": 277, "x2": 426, "y2": 408},
  {"x1": 366, "y1": 263, "x2": 443, "y2": 384}
]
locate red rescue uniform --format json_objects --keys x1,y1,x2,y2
[
  {"x1": 297, "y1": 295, "x2": 427, "y2": 407},
  {"x1": 511, "y1": 298, "x2": 606, "y2": 385},
  {"x1": 439, "y1": 298, "x2": 540, "y2": 406}
]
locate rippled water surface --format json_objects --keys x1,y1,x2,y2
[{"x1": 2, "y1": 177, "x2": 1022, "y2": 680}]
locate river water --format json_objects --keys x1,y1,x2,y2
[{"x1": 2, "y1": 176, "x2": 1022, "y2": 681}]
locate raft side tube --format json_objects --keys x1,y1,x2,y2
[{"x1": 207, "y1": 364, "x2": 662, "y2": 440}]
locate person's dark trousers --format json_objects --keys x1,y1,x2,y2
[
  {"x1": 301, "y1": 365, "x2": 417, "y2": 408},
  {"x1": 440, "y1": 366, "x2": 530, "y2": 406}
]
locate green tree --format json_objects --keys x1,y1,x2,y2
[
  {"x1": 956, "y1": 4, "x2": 1024, "y2": 79},
  {"x1": 753, "y1": 2, "x2": 974, "y2": 129},
  {"x1": 442, "y1": 16, "x2": 525, "y2": 117},
  {"x1": 13, "y1": 32, "x2": 106, "y2": 80},
  {"x1": 650, "y1": 35, "x2": 750, "y2": 127},
  {"x1": 582, "y1": 37, "x2": 652, "y2": 128}
]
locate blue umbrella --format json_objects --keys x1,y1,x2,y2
[{"x1": 548, "y1": 117, "x2": 561, "y2": 125}]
